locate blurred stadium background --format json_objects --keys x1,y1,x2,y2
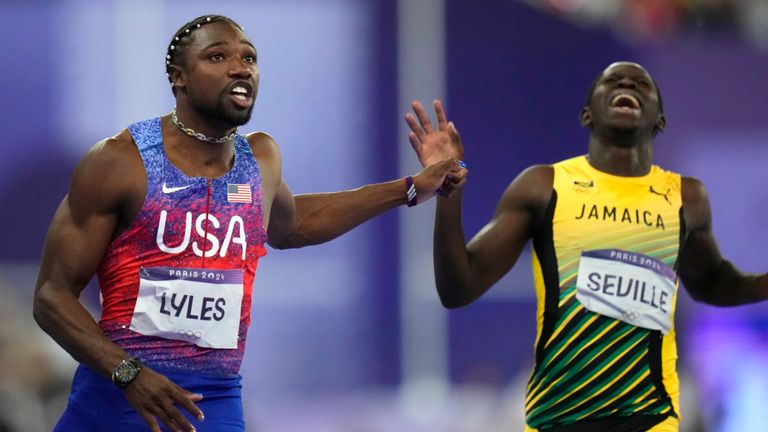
[{"x1": 1, "y1": 0, "x2": 766, "y2": 430}]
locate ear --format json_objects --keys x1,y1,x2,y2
[
  {"x1": 167, "y1": 65, "x2": 187, "y2": 91},
  {"x1": 654, "y1": 113, "x2": 666, "y2": 134},
  {"x1": 580, "y1": 106, "x2": 592, "y2": 129}
]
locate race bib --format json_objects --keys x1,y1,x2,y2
[
  {"x1": 575, "y1": 249, "x2": 676, "y2": 334},
  {"x1": 130, "y1": 267, "x2": 244, "y2": 349}
]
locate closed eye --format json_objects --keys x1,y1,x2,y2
[{"x1": 601, "y1": 74, "x2": 621, "y2": 85}]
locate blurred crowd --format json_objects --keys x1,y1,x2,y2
[
  {"x1": 0, "y1": 281, "x2": 75, "y2": 431},
  {"x1": 524, "y1": 0, "x2": 768, "y2": 46}
]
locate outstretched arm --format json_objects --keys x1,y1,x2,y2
[
  {"x1": 678, "y1": 176, "x2": 768, "y2": 305},
  {"x1": 263, "y1": 114, "x2": 467, "y2": 250},
  {"x1": 406, "y1": 100, "x2": 551, "y2": 307},
  {"x1": 267, "y1": 174, "x2": 439, "y2": 249}
]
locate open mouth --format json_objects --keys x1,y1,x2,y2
[
  {"x1": 232, "y1": 86, "x2": 249, "y2": 100},
  {"x1": 228, "y1": 82, "x2": 254, "y2": 108},
  {"x1": 609, "y1": 93, "x2": 640, "y2": 113}
]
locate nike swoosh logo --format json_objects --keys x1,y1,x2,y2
[{"x1": 162, "y1": 183, "x2": 191, "y2": 194}]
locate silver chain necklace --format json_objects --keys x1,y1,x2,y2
[{"x1": 171, "y1": 108, "x2": 238, "y2": 144}]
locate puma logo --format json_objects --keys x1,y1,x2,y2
[{"x1": 649, "y1": 186, "x2": 671, "y2": 204}]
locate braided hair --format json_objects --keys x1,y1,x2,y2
[{"x1": 165, "y1": 15, "x2": 245, "y2": 95}]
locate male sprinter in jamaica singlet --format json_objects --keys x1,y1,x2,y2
[
  {"x1": 522, "y1": 156, "x2": 682, "y2": 430},
  {"x1": 405, "y1": 62, "x2": 768, "y2": 432},
  {"x1": 33, "y1": 15, "x2": 466, "y2": 432}
]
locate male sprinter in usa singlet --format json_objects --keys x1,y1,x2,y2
[
  {"x1": 33, "y1": 15, "x2": 467, "y2": 432},
  {"x1": 405, "y1": 62, "x2": 768, "y2": 431}
]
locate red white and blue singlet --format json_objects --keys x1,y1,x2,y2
[
  {"x1": 98, "y1": 117, "x2": 267, "y2": 377},
  {"x1": 54, "y1": 118, "x2": 266, "y2": 431}
]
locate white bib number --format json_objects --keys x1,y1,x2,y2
[
  {"x1": 130, "y1": 267, "x2": 244, "y2": 349},
  {"x1": 575, "y1": 250, "x2": 676, "y2": 334}
]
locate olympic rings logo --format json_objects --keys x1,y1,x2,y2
[
  {"x1": 571, "y1": 186, "x2": 593, "y2": 194},
  {"x1": 622, "y1": 310, "x2": 640, "y2": 321},
  {"x1": 178, "y1": 329, "x2": 203, "y2": 339}
]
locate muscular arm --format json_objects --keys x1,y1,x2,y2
[
  {"x1": 267, "y1": 178, "x2": 413, "y2": 249},
  {"x1": 434, "y1": 165, "x2": 552, "y2": 308},
  {"x1": 33, "y1": 133, "x2": 203, "y2": 432},
  {"x1": 678, "y1": 176, "x2": 768, "y2": 305},
  {"x1": 33, "y1": 137, "x2": 136, "y2": 377},
  {"x1": 251, "y1": 132, "x2": 465, "y2": 250}
]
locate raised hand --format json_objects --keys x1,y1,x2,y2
[
  {"x1": 405, "y1": 100, "x2": 464, "y2": 167},
  {"x1": 124, "y1": 368, "x2": 205, "y2": 432}
]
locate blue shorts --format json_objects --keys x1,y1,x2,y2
[{"x1": 54, "y1": 364, "x2": 244, "y2": 432}]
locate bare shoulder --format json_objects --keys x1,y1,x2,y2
[
  {"x1": 516, "y1": 164, "x2": 554, "y2": 189},
  {"x1": 245, "y1": 131, "x2": 279, "y2": 159},
  {"x1": 498, "y1": 164, "x2": 554, "y2": 212},
  {"x1": 681, "y1": 176, "x2": 711, "y2": 232},
  {"x1": 70, "y1": 129, "x2": 144, "y2": 214},
  {"x1": 79, "y1": 129, "x2": 141, "y2": 171},
  {"x1": 244, "y1": 131, "x2": 282, "y2": 208},
  {"x1": 681, "y1": 176, "x2": 708, "y2": 204},
  {"x1": 245, "y1": 131, "x2": 281, "y2": 177}
]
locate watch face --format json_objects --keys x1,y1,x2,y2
[
  {"x1": 114, "y1": 359, "x2": 141, "y2": 387},
  {"x1": 116, "y1": 362, "x2": 135, "y2": 381}
]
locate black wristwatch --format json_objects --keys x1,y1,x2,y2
[{"x1": 111, "y1": 357, "x2": 143, "y2": 389}]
